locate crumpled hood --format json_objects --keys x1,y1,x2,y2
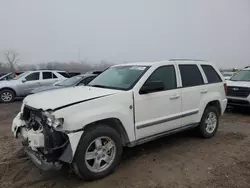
[
  {"x1": 227, "y1": 80, "x2": 250, "y2": 88},
  {"x1": 24, "y1": 86, "x2": 122, "y2": 111}
]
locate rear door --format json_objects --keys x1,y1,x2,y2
[
  {"x1": 178, "y1": 64, "x2": 206, "y2": 126},
  {"x1": 200, "y1": 64, "x2": 225, "y2": 107},
  {"x1": 40, "y1": 71, "x2": 59, "y2": 86}
]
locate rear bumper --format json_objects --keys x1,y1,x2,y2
[{"x1": 221, "y1": 99, "x2": 228, "y2": 114}]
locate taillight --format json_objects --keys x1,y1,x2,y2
[{"x1": 224, "y1": 83, "x2": 227, "y2": 94}]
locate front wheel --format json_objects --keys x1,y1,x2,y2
[
  {"x1": 0, "y1": 89, "x2": 15, "y2": 103},
  {"x1": 198, "y1": 106, "x2": 219, "y2": 138},
  {"x1": 73, "y1": 125, "x2": 123, "y2": 180}
]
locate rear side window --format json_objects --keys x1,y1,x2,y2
[
  {"x1": 179, "y1": 65, "x2": 204, "y2": 87},
  {"x1": 42, "y1": 72, "x2": 52, "y2": 79},
  {"x1": 58, "y1": 72, "x2": 70, "y2": 78},
  {"x1": 201, "y1": 65, "x2": 222, "y2": 83}
]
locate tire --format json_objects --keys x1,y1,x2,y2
[
  {"x1": 198, "y1": 106, "x2": 219, "y2": 138},
  {"x1": 0, "y1": 89, "x2": 15, "y2": 103},
  {"x1": 73, "y1": 124, "x2": 123, "y2": 180}
]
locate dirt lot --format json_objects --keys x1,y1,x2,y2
[{"x1": 1, "y1": 102, "x2": 250, "y2": 188}]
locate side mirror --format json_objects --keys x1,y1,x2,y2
[
  {"x1": 22, "y1": 79, "x2": 27, "y2": 83},
  {"x1": 140, "y1": 81, "x2": 165, "y2": 94}
]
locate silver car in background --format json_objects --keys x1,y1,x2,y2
[
  {"x1": 0, "y1": 70, "x2": 69, "y2": 103},
  {"x1": 30, "y1": 73, "x2": 98, "y2": 94}
]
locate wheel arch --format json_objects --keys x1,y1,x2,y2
[
  {"x1": 205, "y1": 100, "x2": 221, "y2": 115},
  {"x1": 0, "y1": 87, "x2": 17, "y2": 97},
  {"x1": 82, "y1": 118, "x2": 130, "y2": 146}
]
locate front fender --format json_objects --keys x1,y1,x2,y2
[{"x1": 53, "y1": 91, "x2": 135, "y2": 152}]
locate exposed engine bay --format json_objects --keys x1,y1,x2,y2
[{"x1": 16, "y1": 105, "x2": 71, "y2": 170}]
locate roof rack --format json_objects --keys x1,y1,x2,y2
[{"x1": 169, "y1": 59, "x2": 206, "y2": 61}]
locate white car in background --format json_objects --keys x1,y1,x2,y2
[
  {"x1": 222, "y1": 71, "x2": 235, "y2": 80},
  {"x1": 0, "y1": 70, "x2": 69, "y2": 103},
  {"x1": 227, "y1": 67, "x2": 250, "y2": 107}
]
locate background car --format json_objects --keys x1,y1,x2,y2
[
  {"x1": 222, "y1": 71, "x2": 235, "y2": 80},
  {"x1": 226, "y1": 67, "x2": 250, "y2": 107},
  {"x1": 0, "y1": 70, "x2": 69, "y2": 103},
  {"x1": 30, "y1": 73, "x2": 99, "y2": 94}
]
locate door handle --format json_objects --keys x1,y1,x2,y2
[
  {"x1": 201, "y1": 89, "x2": 208, "y2": 94},
  {"x1": 169, "y1": 94, "x2": 180, "y2": 100}
]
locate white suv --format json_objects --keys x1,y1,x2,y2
[
  {"x1": 12, "y1": 60, "x2": 227, "y2": 180},
  {"x1": 226, "y1": 67, "x2": 250, "y2": 107}
]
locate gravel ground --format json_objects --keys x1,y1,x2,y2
[{"x1": 1, "y1": 102, "x2": 250, "y2": 188}]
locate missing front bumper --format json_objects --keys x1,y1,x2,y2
[
  {"x1": 24, "y1": 147, "x2": 62, "y2": 171},
  {"x1": 12, "y1": 111, "x2": 84, "y2": 169}
]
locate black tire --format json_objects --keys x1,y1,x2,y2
[
  {"x1": 0, "y1": 89, "x2": 15, "y2": 103},
  {"x1": 73, "y1": 124, "x2": 123, "y2": 180},
  {"x1": 198, "y1": 106, "x2": 219, "y2": 138}
]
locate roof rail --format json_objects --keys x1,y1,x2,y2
[{"x1": 169, "y1": 59, "x2": 206, "y2": 61}]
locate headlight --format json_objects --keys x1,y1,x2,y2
[{"x1": 43, "y1": 111, "x2": 64, "y2": 128}]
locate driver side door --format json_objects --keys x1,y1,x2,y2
[
  {"x1": 134, "y1": 65, "x2": 182, "y2": 139},
  {"x1": 18, "y1": 72, "x2": 41, "y2": 96}
]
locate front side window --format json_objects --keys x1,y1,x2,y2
[
  {"x1": 145, "y1": 65, "x2": 177, "y2": 91},
  {"x1": 230, "y1": 70, "x2": 250, "y2": 81},
  {"x1": 179, "y1": 65, "x2": 204, "y2": 87},
  {"x1": 88, "y1": 66, "x2": 149, "y2": 90},
  {"x1": 201, "y1": 65, "x2": 222, "y2": 83},
  {"x1": 25, "y1": 72, "x2": 40, "y2": 81}
]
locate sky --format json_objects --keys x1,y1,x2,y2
[{"x1": 0, "y1": 0, "x2": 250, "y2": 68}]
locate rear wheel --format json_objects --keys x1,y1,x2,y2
[
  {"x1": 198, "y1": 106, "x2": 219, "y2": 138},
  {"x1": 73, "y1": 125, "x2": 123, "y2": 180},
  {"x1": 0, "y1": 89, "x2": 15, "y2": 103}
]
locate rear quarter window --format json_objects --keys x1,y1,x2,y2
[{"x1": 201, "y1": 65, "x2": 222, "y2": 83}]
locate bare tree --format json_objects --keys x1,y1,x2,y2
[{"x1": 4, "y1": 50, "x2": 20, "y2": 72}]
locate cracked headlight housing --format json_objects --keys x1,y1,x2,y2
[{"x1": 43, "y1": 111, "x2": 64, "y2": 128}]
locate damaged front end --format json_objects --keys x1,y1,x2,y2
[{"x1": 13, "y1": 105, "x2": 74, "y2": 171}]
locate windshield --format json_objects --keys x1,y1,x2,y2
[
  {"x1": 57, "y1": 75, "x2": 83, "y2": 86},
  {"x1": 12, "y1": 72, "x2": 29, "y2": 80},
  {"x1": 88, "y1": 66, "x2": 149, "y2": 90},
  {"x1": 230, "y1": 70, "x2": 250, "y2": 81}
]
